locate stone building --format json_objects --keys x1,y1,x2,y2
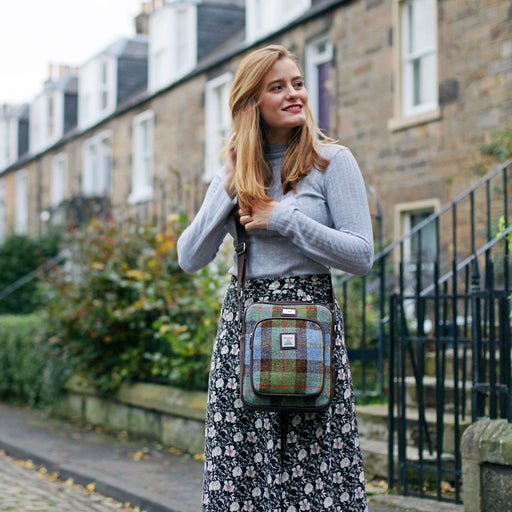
[{"x1": 0, "y1": 0, "x2": 510, "y2": 260}]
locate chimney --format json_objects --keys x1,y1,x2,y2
[{"x1": 135, "y1": 2, "x2": 149, "y2": 35}]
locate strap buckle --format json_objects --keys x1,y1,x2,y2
[{"x1": 235, "y1": 242, "x2": 246, "y2": 256}]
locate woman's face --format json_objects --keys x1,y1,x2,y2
[{"x1": 258, "y1": 57, "x2": 308, "y2": 144}]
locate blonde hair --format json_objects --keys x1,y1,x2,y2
[{"x1": 226, "y1": 45, "x2": 331, "y2": 212}]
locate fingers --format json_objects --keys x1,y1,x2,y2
[{"x1": 239, "y1": 214, "x2": 251, "y2": 226}]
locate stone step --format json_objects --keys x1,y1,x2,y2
[
  {"x1": 423, "y1": 345, "x2": 503, "y2": 379},
  {"x1": 403, "y1": 375, "x2": 472, "y2": 413},
  {"x1": 356, "y1": 403, "x2": 471, "y2": 455},
  {"x1": 420, "y1": 347, "x2": 473, "y2": 380},
  {"x1": 360, "y1": 437, "x2": 456, "y2": 483}
]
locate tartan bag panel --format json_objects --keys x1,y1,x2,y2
[
  {"x1": 241, "y1": 302, "x2": 333, "y2": 411},
  {"x1": 251, "y1": 318, "x2": 324, "y2": 396}
]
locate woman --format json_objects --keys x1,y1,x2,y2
[{"x1": 177, "y1": 45, "x2": 373, "y2": 512}]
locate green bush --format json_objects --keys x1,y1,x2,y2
[
  {"x1": 0, "y1": 314, "x2": 70, "y2": 408},
  {"x1": 0, "y1": 230, "x2": 61, "y2": 314},
  {"x1": 41, "y1": 215, "x2": 226, "y2": 394}
]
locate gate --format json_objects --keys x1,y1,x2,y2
[{"x1": 386, "y1": 158, "x2": 512, "y2": 503}]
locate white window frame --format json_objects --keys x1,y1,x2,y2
[
  {"x1": 174, "y1": 3, "x2": 197, "y2": 78},
  {"x1": 394, "y1": 198, "x2": 441, "y2": 271},
  {"x1": 79, "y1": 57, "x2": 117, "y2": 129},
  {"x1": 148, "y1": 4, "x2": 197, "y2": 92},
  {"x1": 81, "y1": 131, "x2": 112, "y2": 197},
  {"x1": 130, "y1": 110, "x2": 154, "y2": 204},
  {"x1": 388, "y1": 0, "x2": 440, "y2": 131},
  {"x1": 204, "y1": 72, "x2": 232, "y2": 182},
  {"x1": 246, "y1": 0, "x2": 311, "y2": 42},
  {"x1": 30, "y1": 91, "x2": 62, "y2": 153},
  {"x1": 51, "y1": 153, "x2": 66, "y2": 206},
  {"x1": 15, "y1": 169, "x2": 28, "y2": 234},
  {"x1": 306, "y1": 36, "x2": 333, "y2": 133}
]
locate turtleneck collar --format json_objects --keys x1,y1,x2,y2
[{"x1": 264, "y1": 143, "x2": 287, "y2": 161}]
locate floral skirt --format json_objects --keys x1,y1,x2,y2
[{"x1": 202, "y1": 274, "x2": 368, "y2": 512}]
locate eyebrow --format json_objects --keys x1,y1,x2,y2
[{"x1": 266, "y1": 75, "x2": 304, "y2": 88}]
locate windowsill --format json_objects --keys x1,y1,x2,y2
[
  {"x1": 388, "y1": 106, "x2": 441, "y2": 132},
  {"x1": 128, "y1": 188, "x2": 153, "y2": 205}
]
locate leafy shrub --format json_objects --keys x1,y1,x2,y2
[
  {"x1": 0, "y1": 315, "x2": 70, "y2": 408},
  {"x1": 42, "y1": 215, "x2": 226, "y2": 394},
  {"x1": 0, "y1": 230, "x2": 61, "y2": 314}
]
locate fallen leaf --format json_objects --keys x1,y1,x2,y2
[
  {"x1": 441, "y1": 480, "x2": 455, "y2": 493},
  {"x1": 128, "y1": 450, "x2": 150, "y2": 461},
  {"x1": 86, "y1": 482, "x2": 96, "y2": 493},
  {"x1": 16, "y1": 459, "x2": 35, "y2": 469}
]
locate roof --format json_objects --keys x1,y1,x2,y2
[{"x1": 94, "y1": 35, "x2": 149, "y2": 60}]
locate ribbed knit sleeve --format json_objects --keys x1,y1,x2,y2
[
  {"x1": 266, "y1": 147, "x2": 373, "y2": 276},
  {"x1": 177, "y1": 169, "x2": 237, "y2": 273}
]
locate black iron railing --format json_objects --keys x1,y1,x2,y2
[{"x1": 337, "y1": 157, "x2": 511, "y2": 503}]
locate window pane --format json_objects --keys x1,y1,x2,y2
[
  {"x1": 317, "y1": 61, "x2": 331, "y2": 134},
  {"x1": 410, "y1": 211, "x2": 436, "y2": 260},
  {"x1": 401, "y1": 0, "x2": 437, "y2": 114},
  {"x1": 421, "y1": 52, "x2": 436, "y2": 104},
  {"x1": 412, "y1": 58, "x2": 421, "y2": 106},
  {"x1": 413, "y1": 0, "x2": 435, "y2": 52}
]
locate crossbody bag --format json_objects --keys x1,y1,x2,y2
[{"x1": 235, "y1": 218, "x2": 335, "y2": 412}]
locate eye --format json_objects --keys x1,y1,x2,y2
[
  {"x1": 270, "y1": 84, "x2": 283, "y2": 91},
  {"x1": 294, "y1": 81, "x2": 304, "y2": 88}
]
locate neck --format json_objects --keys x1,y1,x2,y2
[{"x1": 264, "y1": 127, "x2": 293, "y2": 145}]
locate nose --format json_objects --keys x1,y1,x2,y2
[{"x1": 285, "y1": 83, "x2": 297, "y2": 98}]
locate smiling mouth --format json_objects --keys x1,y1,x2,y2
[{"x1": 283, "y1": 105, "x2": 302, "y2": 112}]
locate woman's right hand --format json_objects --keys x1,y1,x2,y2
[{"x1": 223, "y1": 145, "x2": 236, "y2": 199}]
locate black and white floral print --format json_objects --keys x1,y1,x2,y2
[{"x1": 203, "y1": 274, "x2": 368, "y2": 512}]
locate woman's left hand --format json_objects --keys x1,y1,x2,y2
[{"x1": 239, "y1": 200, "x2": 278, "y2": 231}]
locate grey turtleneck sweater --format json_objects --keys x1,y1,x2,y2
[{"x1": 177, "y1": 143, "x2": 374, "y2": 279}]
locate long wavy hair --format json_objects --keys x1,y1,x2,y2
[{"x1": 225, "y1": 45, "x2": 331, "y2": 212}]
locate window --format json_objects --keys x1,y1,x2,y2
[
  {"x1": 15, "y1": 169, "x2": 28, "y2": 234},
  {"x1": 29, "y1": 91, "x2": 64, "y2": 152},
  {"x1": 394, "y1": 199, "x2": 441, "y2": 278},
  {"x1": 389, "y1": 0, "x2": 439, "y2": 130},
  {"x1": 204, "y1": 73, "x2": 232, "y2": 182},
  {"x1": 149, "y1": 3, "x2": 197, "y2": 92},
  {"x1": 81, "y1": 132, "x2": 112, "y2": 197},
  {"x1": 130, "y1": 111, "x2": 154, "y2": 203},
  {"x1": 79, "y1": 57, "x2": 116, "y2": 128},
  {"x1": 48, "y1": 96, "x2": 55, "y2": 139},
  {"x1": 175, "y1": 5, "x2": 197, "y2": 77},
  {"x1": 0, "y1": 117, "x2": 16, "y2": 169},
  {"x1": 51, "y1": 153, "x2": 66, "y2": 206},
  {"x1": 246, "y1": 0, "x2": 311, "y2": 42},
  {"x1": 100, "y1": 60, "x2": 109, "y2": 111},
  {"x1": 306, "y1": 36, "x2": 333, "y2": 135}
]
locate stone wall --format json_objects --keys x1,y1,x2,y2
[
  {"x1": 461, "y1": 419, "x2": 512, "y2": 512},
  {"x1": 55, "y1": 378, "x2": 207, "y2": 455},
  {"x1": 4, "y1": 0, "x2": 511, "y2": 246}
]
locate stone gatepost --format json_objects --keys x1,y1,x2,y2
[{"x1": 461, "y1": 419, "x2": 512, "y2": 512}]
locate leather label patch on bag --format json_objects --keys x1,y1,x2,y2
[{"x1": 280, "y1": 333, "x2": 297, "y2": 349}]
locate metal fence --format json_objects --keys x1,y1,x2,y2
[{"x1": 337, "y1": 156, "x2": 511, "y2": 503}]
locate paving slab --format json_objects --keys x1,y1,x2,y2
[
  {"x1": 0, "y1": 402, "x2": 464, "y2": 512},
  {"x1": 0, "y1": 402, "x2": 203, "y2": 512}
]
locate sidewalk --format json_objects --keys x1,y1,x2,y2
[{"x1": 0, "y1": 402, "x2": 463, "y2": 512}]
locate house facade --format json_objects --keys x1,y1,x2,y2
[{"x1": 0, "y1": 0, "x2": 510, "y2": 263}]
